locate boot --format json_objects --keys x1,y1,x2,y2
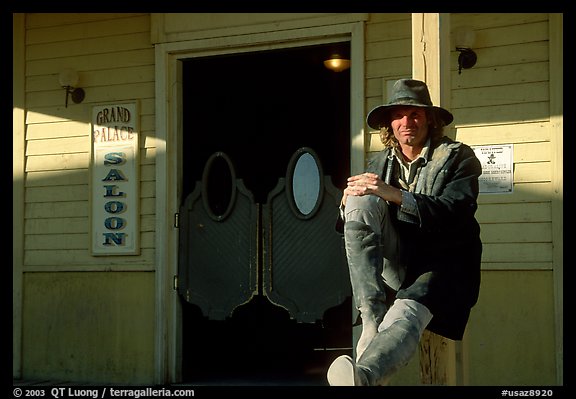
[
  {"x1": 327, "y1": 321, "x2": 415, "y2": 386},
  {"x1": 327, "y1": 354, "x2": 364, "y2": 386},
  {"x1": 328, "y1": 299, "x2": 432, "y2": 386},
  {"x1": 343, "y1": 221, "x2": 388, "y2": 360}
]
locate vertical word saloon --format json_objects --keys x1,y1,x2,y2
[{"x1": 91, "y1": 103, "x2": 140, "y2": 255}]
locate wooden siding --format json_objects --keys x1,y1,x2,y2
[
  {"x1": 451, "y1": 13, "x2": 553, "y2": 272},
  {"x1": 23, "y1": 13, "x2": 155, "y2": 271},
  {"x1": 365, "y1": 13, "x2": 412, "y2": 115},
  {"x1": 363, "y1": 13, "x2": 560, "y2": 386},
  {"x1": 18, "y1": 13, "x2": 157, "y2": 384},
  {"x1": 467, "y1": 270, "x2": 557, "y2": 385},
  {"x1": 22, "y1": 271, "x2": 155, "y2": 384},
  {"x1": 366, "y1": 13, "x2": 554, "y2": 273},
  {"x1": 15, "y1": 12, "x2": 561, "y2": 386},
  {"x1": 450, "y1": 13, "x2": 559, "y2": 385}
]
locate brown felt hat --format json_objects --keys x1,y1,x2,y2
[{"x1": 367, "y1": 79, "x2": 454, "y2": 129}]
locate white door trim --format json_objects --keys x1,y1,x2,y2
[{"x1": 154, "y1": 20, "x2": 365, "y2": 384}]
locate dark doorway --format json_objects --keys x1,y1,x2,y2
[
  {"x1": 181, "y1": 43, "x2": 351, "y2": 201},
  {"x1": 180, "y1": 42, "x2": 352, "y2": 385}
]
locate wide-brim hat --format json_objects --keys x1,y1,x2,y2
[{"x1": 366, "y1": 78, "x2": 454, "y2": 129}]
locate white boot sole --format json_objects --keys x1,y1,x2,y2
[{"x1": 327, "y1": 355, "x2": 356, "y2": 386}]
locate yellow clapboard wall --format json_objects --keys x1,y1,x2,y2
[
  {"x1": 364, "y1": 13, "x2": 560, "y2": 385},
  {"x1": 21, "y1": 13, "x2": 157, "y2": 383},
  {"x1": 16, "y1": 12, "x2": 561, "y2": 385}
]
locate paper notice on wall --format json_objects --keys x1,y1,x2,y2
[{"x1": 471, "y1": 144, "x2": 514, "y2": 194}]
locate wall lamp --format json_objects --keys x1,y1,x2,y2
[
  {"x1": 59, "y1": 68, "x2": 85, "y2": 107},
  {"x1": 453, "y1": 26, "x2": 477, "y2": 74},
  {"x1": 323, "y1": 54, "x2": 351, "y2": 73}
]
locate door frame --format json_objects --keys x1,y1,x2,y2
[{"x1": 154, "y1": 18, "x2": 366, "y2": 384}]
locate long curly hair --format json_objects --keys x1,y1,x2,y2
[{"x1": 378, "y1": 108, "x2": 445, "y2": 149}]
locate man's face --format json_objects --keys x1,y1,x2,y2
[{"x1": 390, "y1": 106, "x2": 429, "y2": 149}]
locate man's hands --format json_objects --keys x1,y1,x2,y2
[{"x1": 342, "y1": 173, "x2": 403, "y2": 206}]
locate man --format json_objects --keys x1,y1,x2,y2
[{"x1": 327, "y1": 79, "x2": 482, "y2": 386}]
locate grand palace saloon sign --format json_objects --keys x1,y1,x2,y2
[{"x1": 91, "y1": 103, "x2": 140, "y2": 255}]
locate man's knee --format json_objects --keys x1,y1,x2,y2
[
  {"x1": 345, "y1": 195, "x2": 381, "y2": 214},
  {"x1": 344, "y1": 195, "x2": 387, "y2": 230}
]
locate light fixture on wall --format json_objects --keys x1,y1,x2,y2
[
  {"x1": 453, "y1": 26, "x2": 477, "y2": 74},
  {"x1": 59, "y1": 68, "x2": 85, "y2": 107},
  {"x1": 323, "y1": 54, "x2": 351, "y2": 72}
]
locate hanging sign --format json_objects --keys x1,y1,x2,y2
[
  {"x1": 91, "y1": 102, "x2": 140, "y2": 255},
  {"x1": 472, "y1": 144, "x2": 514, "y2": 194}
]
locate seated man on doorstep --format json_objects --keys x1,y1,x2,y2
[{"x1": 327, "y1": 78, "x2": 482, "y2": 386}]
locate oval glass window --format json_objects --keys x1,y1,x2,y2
[
  {"x1": 289, "y1": 149, "x2": 323, "y2": 218},
  {"x1": 202, "y1": 152, "x2": 236, "y2": 221}
]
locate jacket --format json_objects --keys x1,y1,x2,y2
[{"x1": 366, "y1": 136, "x2": 483, "y2": 340}]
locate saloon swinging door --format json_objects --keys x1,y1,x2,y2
[{"x1": 176, "y1": 43, "x2": 355, "y2": 384}]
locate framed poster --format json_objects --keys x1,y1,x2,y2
[{"x1": 90, "y1": 102, "x2": 140, "y2": 255}]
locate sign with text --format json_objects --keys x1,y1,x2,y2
[
  {"x1": 91, "y1": 103, "x2": 140, "y2": 255},
  {"x1": 472, "y1": 144, "x2": 514, "y2": 194}
]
